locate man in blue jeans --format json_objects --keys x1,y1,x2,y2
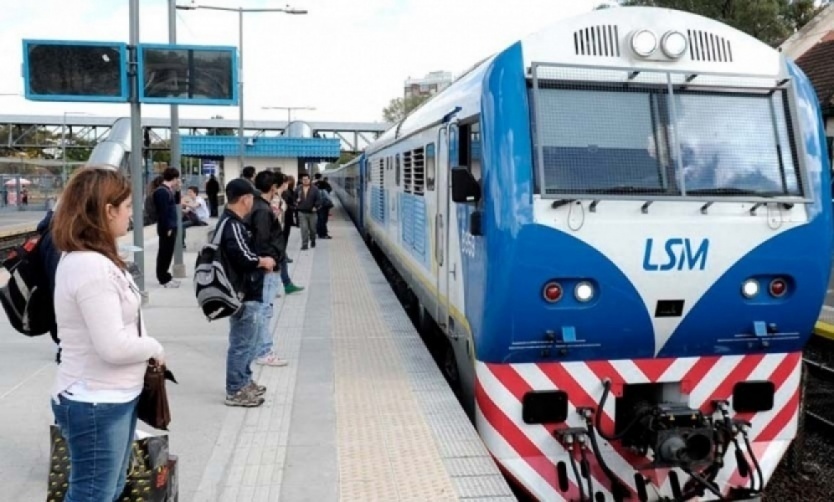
[
  {"x1": 248, "y1": 170, "x2": 304, "y2": 367},
  {"x1": 217, "y1": 179, "x2": 276, "y2": 407}
]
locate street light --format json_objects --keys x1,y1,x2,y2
[
  {"x1": 62, "y1": 111, "x2": 92, "y2": 184},
  {"x1": 176, "y1": 2, "x2": 308, "y2": 174},
  {"x1": 262, "y1": 106, "x2": 316, "y2": 126}
]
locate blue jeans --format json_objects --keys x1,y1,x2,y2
[
  {"x1": 280, "y1": 257, "x2": 291, "y2": 286},
  {"x1": 255, "y1": 273, "x2": 281, "y2": 358},
  {"x1": 227, "y1": 300, "x2": 263, "y2": 394},
  {"x1": 51, "y1": 394, "x2": 139, "y2": 502}
]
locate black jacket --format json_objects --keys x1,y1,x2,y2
[
  {"x1": 314, "y1": 179, "x2": 332, "y2": 193},
  {"x1": 205, "y1": 177, "x2": 220, "y2": 197},
  {"x1": 218, "y1": 209, "x2": 263, "y2": 302},
  {"x1": 247, "y1": 197, "x2": 286, "y2": 268},
  {"x1": 153, "y1": 185, "x2": 178, "y2": 235},
  {"x1": 296, "y1": 184, "x2": 320, "y2": 213},
  {"x1": 36, "y1": 210, "x2": 60, "y2": 345}
]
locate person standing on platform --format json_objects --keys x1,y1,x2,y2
[
  {"x1": 249, "y1": 171, "x2": 298, "y2": 368},
  {"x1": 218, "y1": 179, "x2": 276, "y2": 407},
  {"x1": 295, "y1": 173, "x2": 320, "y2": 250},
  {"x1": 313, "y1": 173, "x2": 333, "y2": 239},
  {"x1": 154, "y1": 167, "x2": 181, "y2": 288},
  {"x1": 50, "y1": 168, "x2": 165, "y2": 500},
  {"x1": 205, "y1": 174, "x2": 220, "y2": 217},
  {"x1": 282, "y1": 175, "x2": 297, "y2": 249}
]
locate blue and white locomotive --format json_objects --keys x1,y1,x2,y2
[{"x1": 330, "y1": 6, "x2": 832, "y2": 501}]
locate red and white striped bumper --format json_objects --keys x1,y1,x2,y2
[{"x1": 475, "y1": 352, "x2": 801, "y2": 501}]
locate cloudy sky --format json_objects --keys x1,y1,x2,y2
[{"x1": 0, "y1": 0, "x2": 602, "y2": 124}]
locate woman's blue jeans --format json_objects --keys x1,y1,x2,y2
[{"x1": 51, "y1": 394, "x2": 139, "y2": 502}]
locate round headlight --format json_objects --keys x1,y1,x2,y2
[
  {"x1": 575, "y1": 281, "x2": 595, "y2": 302},
  {"x1": 741, "y1": 279, "x2": 760, "y2": 299},
  {"x1": 661, "y1": 31, "x2": 687, "y2": 59},
  {"x1": 631, "y1": 30, "x2": 657, "y2": 57}
]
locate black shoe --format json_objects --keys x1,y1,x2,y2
[
  {"x1": 286, "y1": 257, "x2": 294, "y2": 263},
  {"x1": 301, "y1": 245, "x2": 308, "y2": 250},
  {"x1": 322, "y1": 235, "x2": 332, "y2": 239},
  {"x1": 311, "y1": 240, "x2": 316, "y2": 248}
]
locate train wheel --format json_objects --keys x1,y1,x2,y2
[{"x1": 443, "y1": 344, "x2": 461, "y2": 390}]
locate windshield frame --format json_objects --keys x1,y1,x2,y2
[{"x1": 529, "y1": 62, "x2": 811, "y2": 204}]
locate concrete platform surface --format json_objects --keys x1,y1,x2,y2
[{"x1": 0, "y1": 206, "x2": 513, "y2": 501}]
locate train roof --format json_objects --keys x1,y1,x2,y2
[{"x1": 366, "y1": 6, "x2": 786, "y2": 157}]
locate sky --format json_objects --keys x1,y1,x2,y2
[{"x1": 0, "y1": 0, "x2": 603, "y2": 124}]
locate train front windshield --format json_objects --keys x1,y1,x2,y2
[{"x1": 532, "y1": 79, "x2": 802, "y2": 198}]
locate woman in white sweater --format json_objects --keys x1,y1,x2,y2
[{"x1": 50, "y1": 168, "x2": 165, "y2": 501}]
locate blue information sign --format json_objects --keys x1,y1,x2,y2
[
  {"x1": 22, "y1": 40, "x2": 129, "y2": 102},
  {"x1": 138, "y1": 44, "x2": 238, "y2": 106}
]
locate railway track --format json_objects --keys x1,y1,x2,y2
[
  {"x1": 0, "y1": 229, "x2": 38, "y2": 256},
  {"x1": 802, "y1": 357, "x2": 834, "y2": 436}
]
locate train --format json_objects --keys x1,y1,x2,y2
[{"x1": 329, "y1": 6, "x2": 833, "y2": 501}]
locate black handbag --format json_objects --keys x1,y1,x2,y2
[{"x1": 135, "y1": 304, "x2": 177, "y2": 430}]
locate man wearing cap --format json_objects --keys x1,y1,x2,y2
[{"x1": 217, "y1": 179, "x2": 276, "y2": 407}]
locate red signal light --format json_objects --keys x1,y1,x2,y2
[
  {"x1": 769, "y1": 278, "x2": 787, "y2": 297},
  {"x1": 543, "y1": 282, "x2": 563, "y2": 302}
]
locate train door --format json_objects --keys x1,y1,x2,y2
[
  {"x1": 434, "y1": 124, "x2": 456, "y2": 333},
  {"x1": 391, "y1": 154, "x2": 399, "y2": 242}
]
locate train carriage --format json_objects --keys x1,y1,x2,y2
[{"x1": 330, "y1": 6, "x2": 833, "y2": 501}]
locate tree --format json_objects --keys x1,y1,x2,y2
[
  {"x1": 338, "y1": 151, "x2": 359, "y2": 164},
  {"x1": 382, "y1": 94, "x2": 431, "y2": 122},
  {"x1": 621, "y1": 0, "x2": 825, "y2": 47}
]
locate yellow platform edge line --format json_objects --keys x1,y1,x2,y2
[
  {"x1": 0, "y1": 224, "x2": 37, "y2": 239},
  {"x1": 814, "y1": 321, "x2": 834, "y2": 341}
]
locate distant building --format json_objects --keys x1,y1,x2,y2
[
  {"x1": 404, "y1": 71, "x2": 453, "y2": 99},
  {"x1": 780, "y1": 3, "x2": 834, "y2": 153}
]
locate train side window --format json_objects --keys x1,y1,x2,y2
[
  {"x1": 458, "y1": 122, "x2": 482, "y2": 182},
  {"x1": 426, "y1": 143, "x2": 436, "y2": 191},
  {"x1": 470, "y1": 123, "x2": 481, "y2": 181},
  {"x1": 395, "y1": 154, "x2": 401, "y2": 186}
]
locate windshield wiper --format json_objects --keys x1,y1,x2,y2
[{"x1": 686, "y1": 188, "x2": 778, "y2": 197}]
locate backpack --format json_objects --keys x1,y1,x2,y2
[
  {"x1": 0, "y1": 225, "x2": 55, "y2": 336},
  {"x1": 144, "y1": 191, "x2": 158, "y2": 225},
  {"x1": 193, "y1": 217, "x2": 242, "y2": 321},
  {"x1": 318, "y1": 188, "x2": 334, "y2": 210}
]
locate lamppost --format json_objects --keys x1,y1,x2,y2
[
  {"x1": 62, "y1": 111, "x2": 91, "y2": 185},
  {"x1": 176, "y1": 2, "x2": 308, "y2": 174},
  {"x1": 261, "y1": 105, "x2": 316, "y2": 126}
]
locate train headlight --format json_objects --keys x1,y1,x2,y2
[
  {"x1": 575, "y1": 281, "x2": 595, "y2": 302},
  {"x1": 631, "y1": 29, "x2": 658, "y2": 57},
  {"x1": 661, "y1": 31, "x2": 687, "y2": 59},
  {"x1": 741, "y1": 279, "x2": 760, "y2": 299}
]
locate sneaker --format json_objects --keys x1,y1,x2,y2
[
  {"x1": 284, "y1": 284, "x2": 304, "y2": 295},
  {"x1": 161, "y1": 280, "x2": 181, "y2": 288},
  {"x1": 243, "y1": 381, "x2": 267, "y2": 396},
  {"x1": 255, "y1": 352, "x2": 289, "y2": 367},
  {"x1": 225, "y1": 388, "x2": 264, "y2": 407}
]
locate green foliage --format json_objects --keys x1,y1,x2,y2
[
  {"x1": 338, "y1": 151, "x2": 359, "y2": 164},
  {"x1": 622, "y1": 0, "x2": 825, "y2": 46},
  {"x1": 382, "y1": 94, "x2": 431, "y2": 122}
]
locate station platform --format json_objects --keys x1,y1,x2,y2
[
  {"x1": 815, "y1": 264, "x2": 834, "y2": 339},
  {"x1": 0, "y1": 205, "x2": 514, "y2": 501}
]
